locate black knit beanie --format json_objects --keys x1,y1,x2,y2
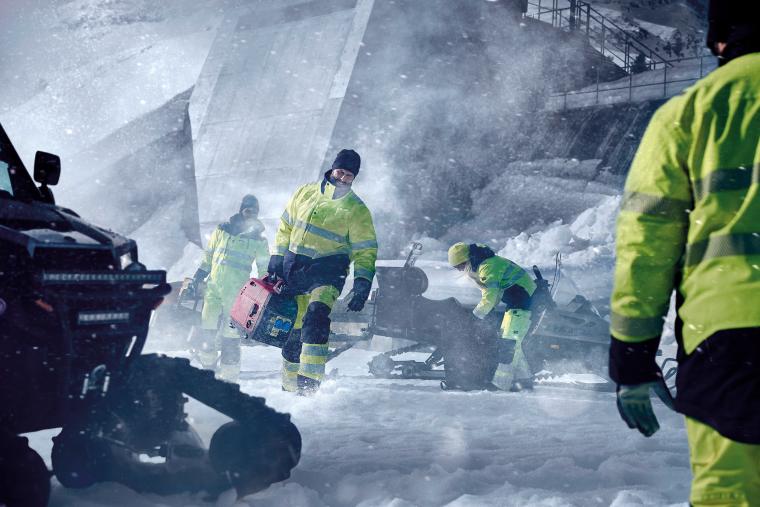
[
  {"x1": 331, "y1": 149, "x2": 361, "y2": 176},
  {"x1": 707, "y1": 1, "x2": 760, "y2": 62},
  {"x1": 239, "y1": 194, "x2": 259, "y2": 215}
]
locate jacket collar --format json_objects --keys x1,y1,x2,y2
[
  {"x1": 320, "y1": 176, "x2": 353, "y2": 200},
  {"x1": 221, "y1": 214, "x2": 264, "y2": 237}
]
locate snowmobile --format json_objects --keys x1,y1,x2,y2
[
  {"x1": 0, "y1": 123, "x2": 301, "y2": 507},
  {"x1": 331, "y1": 243, "x2": 612, "y2": 390}
]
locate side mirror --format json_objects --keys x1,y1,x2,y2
[{"x1": 34, "y1": 151, "x2": 61, "y2": 186}]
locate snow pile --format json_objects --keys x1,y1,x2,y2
[
  {"x1": 499, "y1": 195, "x2": 620, "y2": 306},
  {"x1": 447, "y1": 159, "x2": 618, "y2": 244}
]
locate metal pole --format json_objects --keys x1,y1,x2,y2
[
  {"x1": 663, "y1": 64, "x2": 668, "y2": 97},
  {"x1": 569, "y1": 0, "x2": 576, "y2": 30},
  {"x1": 596, "y1": 56, "x2": 600, "y2": 105},
  {"x1": 538, "y1": 0, "x2": 541, "y2": 21},
  {"x1": 629, "y1": 70, "x2": 633, "y2": 102},
  {"x1": 586, "y1": 3, "x2": 591, "y2": 35}
]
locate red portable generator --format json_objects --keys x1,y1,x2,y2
[{"x1": 230, "y1": 277, "x2": 298, "y2": 348}]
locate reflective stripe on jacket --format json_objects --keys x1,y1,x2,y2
[
  {"x1": 611, "y1": 53, "x2": 760, "y2": 353},
  {"x1": 469, "y1": 255, "x2": 536, "y2": 319},
  {"x1": 274, "y1": 179, "x2": 378, "y2": 283},
  {"x1": 200, "y1": 219, "x2": 269, "y2": 296}
]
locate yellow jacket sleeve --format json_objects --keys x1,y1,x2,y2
[
  {"x1": 199, "y1": 227, "x2": 220, "y2": 273},
  {"x1": 473, "y1": 262, "x2": 502, "y2": 319},
  {"x1": 349, "y1": 203, "x2": 378, "y2": 282},
  {"x1": 254, "y1": 237, "x2": 270, "y2": 276},
  {"x1": 611, "y1": 106, "x2": 692, "y2": 343},
  {"x1": 274, "y1": 188, "x2": 300, "y2": 256}
]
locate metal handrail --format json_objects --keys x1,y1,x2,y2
[
  {"x1": 526, "y1": 0, "x2": 670, "y2": 73},
  {"x1": 549, "y1": 54, "x2": 715, "y2": 110}
]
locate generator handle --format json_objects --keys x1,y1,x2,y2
[{"x1": 271, "y1": 279, "x2": 286, "y2": 295}]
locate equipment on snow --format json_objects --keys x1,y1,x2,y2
[
  {"x1": 331, "y1": 244, "x2": 613, "y2": 391},
  {"x1": 0, "y1": 123, "x2": 301, "y2": 507},
  {"x1": 230, "y1": 277, "x2": 298, "y2": 348}
]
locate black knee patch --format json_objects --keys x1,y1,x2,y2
[
  {"x1": 497, "y1": 339, "x2": 517, "y2": 364},
  {"x1": 282, "y1": 329, "x2": 302, "y2": 363},
  {"x1": 302, "y1": 302, "x2": 331, "y2": 345}
]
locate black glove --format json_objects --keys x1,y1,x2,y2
[
  {"x1": 267, "y1": 255, "x2": 284, "y2": 281},
  {"x1": 190, "y1": 269, "x2": 209, "y2": 297},
  {"x1": 192, "y1": 268, "x2": 209, "y2": 285},
  {"x1": 347, "y1": 278, "x2": 372, "y2": 312}
]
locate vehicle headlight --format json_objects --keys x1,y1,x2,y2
[{"x1": 119, "y1": 252, "x2": 134, "y2": 270}]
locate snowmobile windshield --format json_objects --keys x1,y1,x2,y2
[
  {"x1": 0, "y1": 124, "x2": 43, "y2": 202},
  {"x1": 0, "y1": 159, "x2": 41, "y2": 202}
]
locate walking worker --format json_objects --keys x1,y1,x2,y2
[
  {"x1": 448, "y1": 242, "x2": 536, "y2": 391},
  {"x1": 609, "y1": 2, "x2": 760, "y2": 505},
  {"x1": 190, "y1": 194, "x2": 269, "y2": 382},
  {"x1": 268, "y1": 149, "x2": 378, "y2": 395}
]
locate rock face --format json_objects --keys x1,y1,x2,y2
[{"x1": 510, "y1": 100, "x2": 666, "y2": 175}]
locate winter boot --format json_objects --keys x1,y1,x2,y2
[
  {"x1": 282, "y1": 359, "x2": 299, "y2": 392},
  {"x1": 492, "y1": 362, "x2": 515, "y2": 391},
  {"x1": 297, "y1": 374, "x2": 320, "y2": 396},
  {"x1": 510, "y1": 377, "x2": 534, "y2": 392},
  {"x1": 218, "y1": 336, "x2": 241, "y2": 383},
  {"x1": 196, "y1": 329, "x2": 220, "y2": 372}
]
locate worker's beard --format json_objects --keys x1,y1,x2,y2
[{"x1": 330, "y1": 176, "x2": 352, "y2": 188}]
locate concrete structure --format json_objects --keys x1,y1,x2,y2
[{"x1": 190, "y1": 0, "x2": 375, "y2": 233}]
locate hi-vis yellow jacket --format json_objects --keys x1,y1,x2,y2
[
  {"x1": 469, "y1": 255, "x2": 536, "y2": 319},
  {"x1": 199, "y1": 218, "x2": 269, "y2": 297},
  {"x1": 611, "y1": 53, "x2": 760, "y2": 354},
  {"x1": 274, "y1": 179, "x2": 378, "y2": 283}
]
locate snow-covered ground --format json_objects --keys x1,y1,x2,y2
[{"x1": 28, "y1": 345, "x2": 691, "y2": 507}]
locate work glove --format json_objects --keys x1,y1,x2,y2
[
  {"x1": 266, "y1": 255, "x2": 284, "y2": 282},
  {"x1": 190, "y1": 269, "x2": 209, "y2": 298},
  {"x1": 347, "y1": 278, "x2": 372, "y2": 312},
  {"x1": 616, "y1": 379, "x2": 675, "y2": 437}
]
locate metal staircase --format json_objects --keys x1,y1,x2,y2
[{"x1": 525, "y1": 0, "x2": 671, "y2": 74}]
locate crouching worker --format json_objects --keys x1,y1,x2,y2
[
  {"x1": 189, "y1": 194, "x2": 269, "y2": 382},
  {"x1": 448, "y1": 242, "x2": 536, "y2": 391},
  {"x1": 269, "y1": 149, "x2": 378, "y2": 395}
]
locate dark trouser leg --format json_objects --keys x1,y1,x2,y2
[
  {"x1": 196, "y1": 329, "x2": 220, "y2": 371},
  {"x1": 281, "y1": 329, "x2": 302, "y2": 392},
  {"x1": 297, "y1": 302, "x2": 332, "y2": 394},
  {"x1": 218, "y1": 335, "x2": 241, "y2": 382},
  {"x1": 493, "y1": 308, "x2": 533, "y2": 391}
]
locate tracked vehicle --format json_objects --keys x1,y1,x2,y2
[{"x1": 0, "y1": 124, "x2": 301, "y2": 507}]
